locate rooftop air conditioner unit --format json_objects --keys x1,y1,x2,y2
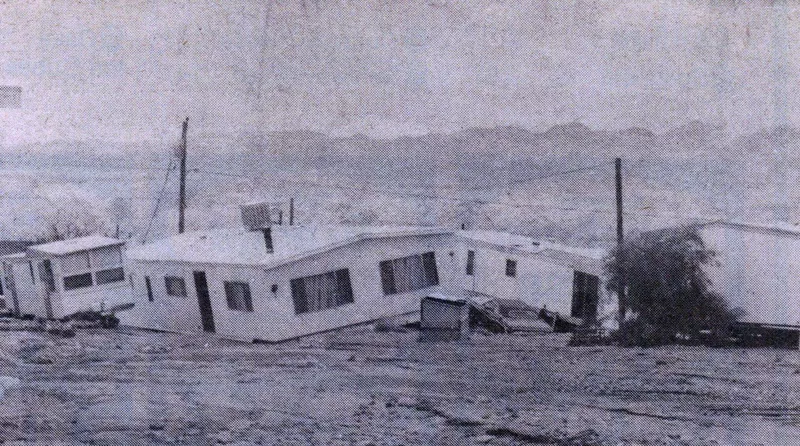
[{"x1": 240, "y1": 202, "x2": 272, "y2": 231}]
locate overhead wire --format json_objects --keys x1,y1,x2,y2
[{"x1": 142, "y1": 159, "x2": 177, "y2": 242}]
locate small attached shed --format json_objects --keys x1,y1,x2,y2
[{"x1": 1, "y1": 235, "x2": 131, "y2": 319}]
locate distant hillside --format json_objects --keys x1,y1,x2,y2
[
  {"x1": 6, "y1": 121, "x2": 800, "y2": 161},
  {"x1": 219, "y1": 121, "x2": 800, "y2": 160}
]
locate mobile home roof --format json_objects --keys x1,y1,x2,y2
[
  {"x1": 127, "y1": 225, "x2": 452, "y2": 267},
  {"x1": 27, "y1": 235, "x2": 125, "y2": 256}
]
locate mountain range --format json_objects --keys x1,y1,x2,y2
[{"x1": 5, "y1": 121, "x2": 799, "y2": 162}]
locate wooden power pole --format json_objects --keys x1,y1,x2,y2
[
  {"x1": 178, "y1": 117, "x2": 189, "y2": 234},
  {"x1": 615, "y1": 157, "x2": 626, "y2": 321}
]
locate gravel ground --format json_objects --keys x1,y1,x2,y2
[{"x1": 0, "y1": 326, "x2": 797, "y2": 445}]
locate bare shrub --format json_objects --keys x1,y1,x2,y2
[{"x1": 605, "y1": 225, "x2": 742, "y2": 347}]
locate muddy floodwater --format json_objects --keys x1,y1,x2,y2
[{"x1": 0, "y1": 326, "x2": 797, "y2": 445}]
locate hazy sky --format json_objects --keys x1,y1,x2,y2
[{"x1": 0, "y1": 0, "x2": 798, "y2": 146}]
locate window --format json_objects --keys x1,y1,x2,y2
[
  {"x1": 225, "y1": 281, "x2": 253, "y2": 312},
  {"x1": 466, "y1": 250, "x2": 475, "y2": 276},
  {"x1": 64, "y1": 273, "x2": 93, "y2": 290},
  {"x1": 60, "y1": 247, "x2": 126, "y2": 291},
  {"x1": 290, "y1": 269, "x2": 353, "y2": 315},
  {"x1": 505, "y1": 259, "x2": 517, "y2": 278},
  {"x1": 164, "y1": 276, "x2": 187, "y2": 297},
  {"x1": 62, "y1": 252, "x2": 92, "y2": 290},
  {"x1": 61, "y1": 252, "x2": 90, "y2": 274},
  {"x1": 92, "y1": 246, "x2": 124, "y2": 285},
  {"x1": 380, "y1": 252, "x2": 439, "y2": 295},
  {"x1": 145, "y1": 276, "x2": 153, "y2": 302},
  {"x1": 96, "y1": 267, "x2": 125, "y2": 285},
  {"x1": 91, "y1": 246, "x2": 123, "y2": 268}
]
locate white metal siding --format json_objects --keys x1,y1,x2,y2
[
  {"x1": 118, "y1": 260, "x2": 204, "y2": 334},
  {"x1": 701, "y1": 225, "x2": 800, "y2": 326}
]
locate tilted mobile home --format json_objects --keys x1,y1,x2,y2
[
  {"x1": 0, "y1": 235, "x2": 131, "y2": 319},
  {"x1": 122, "y1": 222, "x2": 459, "y2": 342}
]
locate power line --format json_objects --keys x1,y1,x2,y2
[
  {"x1": 187, "y1": 163, "x2": 612, "y2": 204},
  {"x1": 465, "y1": 161, "x2": 613, "y2": 192},
  {"x1": 143, "y1": 159, "x2": 176, "y2": 243}
]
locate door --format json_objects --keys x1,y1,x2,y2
[
  {"x1": 193, "y1": 271, "x2": 215, "y2": 333},
  {"x1": 3, "y1": 263, "x2": 20, "y2": 316},
  {"x1": 571, "y1": 271, "x2": 599, "y2": 321},
  {"x1": 37, "y1": 260, "x2": 56, "y2": 319}
]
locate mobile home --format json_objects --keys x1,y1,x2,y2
[
  {"x1": 122, "y1": 218, "x2": 458, "y2": 342},
  {"x1": 697, "y1": 220, "x2": 800, "y2": 328},
  {"x1": 455, "y1": 230, "x2": 617, "y2": 327},
  {"x1": 1, "y1": 235, "x2": 131, "y2": 319}
]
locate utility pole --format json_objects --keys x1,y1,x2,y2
[
  {"x1": 615, "y1": 157, "x2": 626, "y2": 321},
  {"x1": 178, "y1": 117, "x2": 189, "y2": 234},
  {"x1": 289, "y1": 197, "x2": 295, "y2": 226}
]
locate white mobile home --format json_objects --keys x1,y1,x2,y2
[
  {"x1": 122, "y1": 223, "x2": 458, "y2": 342},
  {"x1": 697, "y1": 220, "x2": 800, "y2": 328},
  {"x1": 0, "y1": 236, "x2": 131, "y2": 319},
  {"x1": 455, "y1": 230, "x2": 617, "y2": 327}
]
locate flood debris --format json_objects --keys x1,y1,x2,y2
[
  {"x1": 0, "y1": 311, "x2": 118, "y2": 339},
  {"x1": 137, "y1": 344, "x2": 173, "y2": 354},
  {"x1": 569, "y1": 324, "x2": 609, "y2": 346},
  {"x1": 471, "y1": 298, "x2": 554, "y2": 334},
  {"x1": 419, "y1": 291, "x2": 555, "y2": 342}
]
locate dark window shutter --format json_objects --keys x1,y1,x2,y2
[
  {"x1": 224, "y1": 282, "x2": 235, "y2": 310},
  {"x1": 571, "y1": 271, "x2": 584, "y2": 318},
  {"x1": 466, "y1": 250, "x2": 475, "y2": 275},
  {"x1": 379, "y1": 260, "x2": 396, "y2": 295},
  {"x1": 336, "y1": 269, "x2": 354, "y2": 305},
  {"x1": 422, "y1": 252, "x2": 439, "y2": 286},
  {"x1": 243, "y1": 283, "x2": 253, "y2": 312},
  {"x1": 145, "y1": 276, "x2": 153, "y2": 302},
  {"x1": 290, "y1": 278, "x2": 307, "y2": 314}
]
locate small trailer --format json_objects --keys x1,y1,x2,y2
[{"x1": 1, "y1": 235, "x2": 131, "y2": 320}]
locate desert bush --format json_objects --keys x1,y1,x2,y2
[{"x1": 605, "y1": 225, "x2": 741, "y2": 347}]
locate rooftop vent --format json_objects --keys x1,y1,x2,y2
[
  {"x1": 263, "y1": 227, "x2": 274, "y2": 254},
  {"x1": 240, "y1": 202, "x2": 272, "y2": 231}
]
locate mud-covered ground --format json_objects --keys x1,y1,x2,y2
[{"x1": 0, "y1": 326, "x2": 798, "y2": 445}]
